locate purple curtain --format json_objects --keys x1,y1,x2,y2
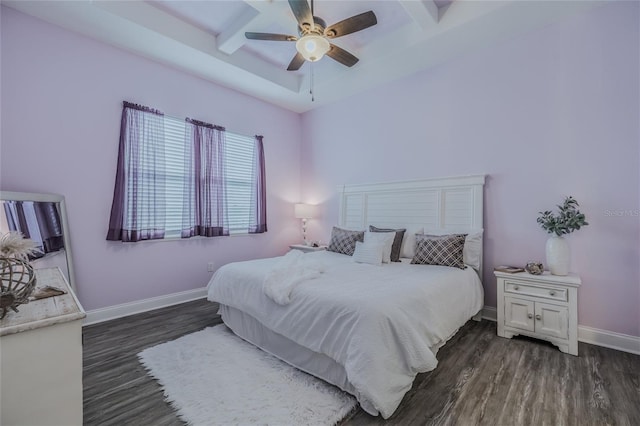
[
  {"x1": 34, "y1": 202, "x2": 64, "y2": 253},
  {"x1": 106, "y1": 102, "x2": 166, "y2": 242},
  {"x1": 181, "y1": 118, "x2": 229, "y2": 238},
  {"x1": 3, "y1": 201, "x2": 64, "y2": 257},
  {"x1": 248, "y1": 135, "x2": 267, "y2": 234}
]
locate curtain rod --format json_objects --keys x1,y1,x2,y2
[{"x1": 123, "y1": 101, "x2": 261, "y2": 141}]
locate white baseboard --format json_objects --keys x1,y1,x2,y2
[
  {"x1": 577, "y1": 325, "x2": 640, "y2": 355},
  {"x1": 481, "y1": 306, "x2": 497, "y2": 321},
  {"x1": 83, "y1": 287, "x2": 207, "y2": 326},
  {"x1": 481, "y1": 305, "x2": 640, "y2": 355}
]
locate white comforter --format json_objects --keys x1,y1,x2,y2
[
  {"x1": 262, "y1": 249, "x2": 325, "y2": 305},
  {"x1": 206, "y1": 250, "x2": 484, "y2": 418}
]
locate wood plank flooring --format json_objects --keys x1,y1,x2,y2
[
  {"x1": 83, "y1": 299, "x2": 640, "y2": 426},
  {"x1": 83, "y1": 299, "x2": 221, "y2": 426}
]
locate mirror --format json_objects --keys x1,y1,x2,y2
[{"x1": 0, "y1": 191, "x2": 76, "y2": 291}]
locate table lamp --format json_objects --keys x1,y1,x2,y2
[{"x1": 294, "y1": 203, "x2": 316, "y2": 246}]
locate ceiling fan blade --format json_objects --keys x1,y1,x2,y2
[
  {"x1": 288, "y1": 0, "x2": 313, "y2": 28},
  {"x1": 325, "y1": 11, "x2": 377, "y2": 39},
  {"x1": 245, "y1": 32, "x2": 297, "y2": 41},
  {"x1": 287, "y1": 52, "x2": 306, "y2": 71},
  {"x1": 326, "y1": 44, "x2": 359, "y2": 67}
]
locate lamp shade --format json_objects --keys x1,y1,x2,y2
[
  {"x1": 294, "y1": 203, "x2": 316, "y2": 219},
  {"x1": 295, "y1": 35, "x2": 330, "y2": 62}
]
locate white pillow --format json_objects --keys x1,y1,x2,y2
[
  {"x1": 352, "y1": 241, "x2": 385, "y2": 266},
  {"x1": 364, "y1": 231, "x2": 395, "y2": 263},
  {"x1": 463, "y1": 231, "x2": 483, "y2": 271},
  {"x1": 424, "y1": 229, "x2": 484, "y2": 271},
  {"x1": 400, "y1": 227, "x2": 424, "y2": 259}
]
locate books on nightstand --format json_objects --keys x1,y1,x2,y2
[{"x1": 494, "y1": 265, "x2": 525, "y2": 273}]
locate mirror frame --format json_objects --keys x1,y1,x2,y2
[{"x1": 0, "y1": 191, "x2": 77, "y2": 292}]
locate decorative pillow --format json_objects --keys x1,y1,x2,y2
[
  {"x1": 400, "y1": 227, "x2": 424, "y2": 259},
  {"x1": 327, "y1": 227, "x2": 364, "y2": 256},
  {"x1": 364, "y1": 231, "x2": 395, "y2": 263},
  {"x1": 411, "y1": 234, "x2": 467, "y2": 269},
  {"x1": 352, "y1": 241, "x2": 384, "y2": 265},
  {"x1": 369, "y1": 226, "x2": 406, "y2": 262},
  {"x1": 424, "y1": 229, "x2": 483, "y2": 271}
]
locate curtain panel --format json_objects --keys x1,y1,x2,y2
[
  {"x1": 106, "y1": 102, "x2": 167, "y2": 242},
  {"x1": 248, "y1": 135, "x2": 267, "y2": 234},
  {"x1": 181, "y1": 118, "x2": 229, "y2": 238}
]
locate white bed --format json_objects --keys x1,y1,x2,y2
[{"x1": 207, "y1": 175, "x2": 486, "y2": 418}]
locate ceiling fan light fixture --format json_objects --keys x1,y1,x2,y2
[{"x1": 296, "y1": 34, "x2": 330, "y2": 62}]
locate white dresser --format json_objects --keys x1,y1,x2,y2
[
  {"x1": 0, "y1": 267, "x2": 85, "y2": 425},
  {"x1": 495, "y1": 270, "x2": 581, "y2": 356}
]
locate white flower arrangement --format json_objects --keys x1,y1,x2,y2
[{"x1": 0, "y1": 231, "x2": 41, "y2": 261}]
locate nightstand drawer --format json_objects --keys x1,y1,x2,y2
[{"x1": 504, "y1": 281, "x2": 568, "y2": 302}]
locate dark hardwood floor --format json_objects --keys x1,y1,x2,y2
[
  {"x1": 83, "y1": 299, "x2": 640, "y2": 426},
  {"x1": 83, "y1": 299, "x2": 221, "y2": 426}
]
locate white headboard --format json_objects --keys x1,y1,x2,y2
[{"x1": 337, "y1": 175, "x2": 486, "y2": 274}]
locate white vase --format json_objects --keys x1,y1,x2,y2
[{"x1": 546, "y1": 235, "x2": 570, "y2": 276}]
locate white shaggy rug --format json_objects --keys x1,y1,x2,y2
[{"x1": 138, "y1": 325, "x2": 356, "y2": 426}]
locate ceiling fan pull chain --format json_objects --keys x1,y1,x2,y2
[{"x1": 310, "y1": 62, "x2": 315, "y2": 102}]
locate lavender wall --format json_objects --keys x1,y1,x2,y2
[
  {"x1": 1, "y1": 3, "x2": 638, "y2": 337},
  {"x1": 1, "y1": 7, "x2": 302, "y2": 311},
  {"x1": 301, "y1": 2, "x2": 640, "y2": 337}
]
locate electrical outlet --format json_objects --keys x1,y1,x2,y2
[{"x1": 207, "y1": 262, "x2": 215, "y2": 272}]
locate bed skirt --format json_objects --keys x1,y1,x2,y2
[{"x1": 218, "y1": 304, "x2": 379, "y2": 416}]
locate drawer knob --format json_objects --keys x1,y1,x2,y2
[
  {"x1": 514, "y1": 285, "x2": 520, "y2": 291},
  {"x1": 535, "y1": 314, "x2": 542, "y2": 320},
  {"x1": 549, "y1": 290, "x2": 556, "y2": 296},
  {"x1": 527, "y1": 313, "x2": 533, "y2": 319}
]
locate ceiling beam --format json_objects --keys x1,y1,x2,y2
[
  {"x1": 398, "y1": 0, "x2": 439, "y2": 29},
  {"x1": 217, "y1": 7, "x2": 260, "y2": 55},
  {"x1": 218, "y1": 1, "x2": 296, "y2": 55}
]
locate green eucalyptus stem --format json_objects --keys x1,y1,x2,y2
[{"x1": 537, "y1": 196, "x2": 589, "y2": 236}]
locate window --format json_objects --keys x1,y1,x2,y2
[
  {"x1": 107, "y1": 102, "x2": 266, "y2": 242},
  {"x1": 224, "y1": 132, "x2": 256, "y2": 234},
  {"x1": 163, "y1": 116, "x2": 256, "y2": 236},
  {"x1": 163, "y1": 115, "x2": 187, "y2": 237}
]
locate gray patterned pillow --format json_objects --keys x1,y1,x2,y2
[
  {"x1": 411, "y1": 234, "x2": 467, "y2": 269},
  {"x1": 328, "y1": 227, "x2": 364, "y2": 256},
  {"x1": 369, "y1": 225, "x2": 406, "y2": 262}
]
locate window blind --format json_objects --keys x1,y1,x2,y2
[
  {"x1": 162, "y1": 115, "x2": 256, "y2": 237},
  {"x1": 163, "y1": 116, "x2": 186, "y2": 238},
  {"x1": 225, "y1": 132, "x2": 255, "y2": 234}
]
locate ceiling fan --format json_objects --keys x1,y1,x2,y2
[{"x1": 245, "y1": 0, "x2": 377, "y2": 71}]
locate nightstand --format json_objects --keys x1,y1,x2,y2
[
  {"x1": 289, "y1": 244, "x2": 326, "y2": 253},
  {"x1": 495, "y1": 270, "x2": 581, "y2": 356}
]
